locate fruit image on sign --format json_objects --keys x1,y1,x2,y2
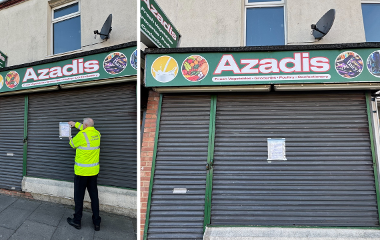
[
  {"x1": 367, "y1": 50, "x2": 380, "y2": 78},
  {"x1": 103, "y1": 52, "x2": 128, "y2": 75},
  {"x1": 151, "y1": 56, "x2": 178, "y2": 83},
  {"x1": 335, "y1": 51, "x2": 363, "y2": 79},
  {"x1": 5, "y1": 71, "x2": 20, "y2": 89},
  {"x1": 182, "y1": 55, "x2": 209, "y2": 82},
  {"x1": 0, "y1": 75, "x2": 3, "y2": 89}
]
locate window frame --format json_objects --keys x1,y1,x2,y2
[
  {"x1": 51, "y1": 0, "x2": 81, "y2": 55},
  {"x1": 362, "y1": 0, "x2": 380, "y2": 3},
  {"x1": 361, "y1": 0, "x2": 380, "y2": 42},
  {"x1": 244, "y1": 0, "x2": 287, "y2": 46}
]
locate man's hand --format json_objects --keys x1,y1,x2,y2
[
  {"x1": 68, "y1": 121, "x2": 75, "y2": 128},
  {"x1": 69, "y1": 136, "x2": 72, "y2": 140}
]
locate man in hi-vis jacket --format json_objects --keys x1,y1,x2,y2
[{"x1": 66, "y1": 118, "x2": 101, "y2": 231}]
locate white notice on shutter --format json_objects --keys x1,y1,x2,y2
[
  {"x1": 267, "y1": 138, "x2": 287, "y2": 161},
  {"x1": 59, "y1": 122, "x2": 71, "y2": 138},
  {"x1": 173, "y1": 188, "x2": 187, "y2": 194}
]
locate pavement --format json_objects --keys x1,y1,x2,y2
[{"x1": 0, "y1": 193, "x2": 137, "y2": 240}]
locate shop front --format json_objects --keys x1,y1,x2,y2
[
  {"x1": 142, "y1": 43, "x2": 380, "y2": 239},
  {"x1": 0, "y1": 42, "x2": 137, "y2": 216}
]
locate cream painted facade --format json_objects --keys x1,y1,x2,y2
[
  {"x1": 0, "y1": 0, "x2": 136, "y2": 67},
  {"x1": 155, "y1": 0, "x2": 368, "y2": 47}
]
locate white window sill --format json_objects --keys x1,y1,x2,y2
[{"x1": 45, "y1": 48, "x2": 83, "y2": 59}]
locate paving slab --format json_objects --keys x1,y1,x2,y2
[
  {"x1": 9, "y1": 198, "x2": 41, "y2": 211},
  {"x1": 9, "y1": 220, "x2": 56, "y2": 240},
  {"x1": 0, "y1": 226, "x2": 14, "y2": 240},
  {"x1": 93, "y1": 213, "x2": 136, "y2": 240},
  {"x1": 0, "y1": 205, "x2": 38, "y2": 230},
  {"x1": 0, "y1": 195, "x2": 16, "y2": 213},
  {"x1": 132, "y1": 218, "x2": 137, "y2": 235},
  {"x1": 28, "y1": 203, "x2": 67, "y2": 227},
  {"x1": 0, "y1": 193, "x2": 136, "y2": 240},
  {"x1": 51, "y1": 208, "x2": 95, "y2": 240}
]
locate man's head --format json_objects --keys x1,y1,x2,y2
[{"x1": 82, "y1": 118, "x2": 94, "y2": 130}]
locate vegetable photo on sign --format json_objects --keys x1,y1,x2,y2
[
  {"x1": 181, "y1": 55, "x2": 209, "y2": 82},
  {"x1": 5, "y1": 71, "x2": 20, "y2": 89}
]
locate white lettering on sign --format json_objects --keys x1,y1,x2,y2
[
  {"x1": 142, "y1": 0, "x2": 177, "y2": 41},
  {"x1": 22, "y1": 59, "x2": 100, "y2": 82},
  {"x1": 22, "y1": 73, "x2": 99, "y2": 87},
  {"x1": 214, "y1": 53, "x2": 330, "y2": 75},
  {"x1": 212, "y1": 74, "x2": 331, "y2": 82}
]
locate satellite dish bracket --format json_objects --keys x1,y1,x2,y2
[
  {"x1": 311, "y1": 24, "x2": 326, "y2": 35},
  {"x1": 94, "y1": 28, "x2": 112, "y2": 39}
]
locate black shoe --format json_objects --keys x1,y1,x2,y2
[
  {"x1": 94, "y1": 225, "x2": 100, "y2": 231},
  {"x1": 67, "y1": 217, "x2": 81, "y2": 229}
]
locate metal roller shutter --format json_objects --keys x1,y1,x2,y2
[
  {"x1": 0, "y1": 95, "x2": 25, "y2": 190},
  {"x1": 27, "y1": 82, "x2": 136, "y2": 189},
  {"x1": 211, "y1": 91, "x2": 379, "y2": 227},
  {"x1": 147, "y1": 94, "x2": 210, "y2": 239}
]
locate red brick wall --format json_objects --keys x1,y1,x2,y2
[{"x1": 140, "y1": 90, "x2": 160, "y2": 239}]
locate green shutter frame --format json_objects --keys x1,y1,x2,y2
[
  {"x1": 203, "y1": 95, "x2": 217, "y2": 231},
  {"x1": 23, "y1": 95, "x2": 28, "y2": 176},
  {"x1": 366, "y1": 91, "x2": 380, "y2": 223}
]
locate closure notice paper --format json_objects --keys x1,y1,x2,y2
[
  {"x1": 59, "y1": 122, "x2": 71, "y2": 138},
  {"x1": 267, "y1": 138, "x2": 287, "y2": 161}
]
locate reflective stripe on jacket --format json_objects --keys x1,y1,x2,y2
[{"x1": 69, "y1": 122, "x2": 101, "y2": 176}]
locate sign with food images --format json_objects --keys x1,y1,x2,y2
[
  {"x1": 141, "y1": 0, "x2": 181, "y2": 48},
  {"x1": 0, "y1": 51, "x2": 7, "y2": 69},
  {"x1": 145, "y1": 48, "x2": 380, "y2": 87},
  {"x1": 0, "y1": 47, "x2": 136, "y2": 94}
]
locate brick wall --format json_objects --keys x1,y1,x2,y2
[{"x1": 140, "y1": 90, "x2": 160, "y2": 239}]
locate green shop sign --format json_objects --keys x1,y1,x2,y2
[
  {"x1": 141, "y1": 0, "x2": 180, "y2": 48},
  {"x1": 0, "y1": 47, "x2": 137, "y2": 93},
  {"x1": 144, "y1": 48, "x2": 380, "y2": 87},
  {"x1": 0, "y1": 51, "x2": 7, "y2": 69}
]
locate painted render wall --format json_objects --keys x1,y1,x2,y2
[
  {"x1": 0, "y1": 0, "x2": 136, "y2": 67},
  {"x1": 154, "y1": 0, "x2": 366, "y2": 48},
  {"x1": 286, "y1": 0, "x2": 366, "y2": 45},
  {"x1": 155, "y1": 0, "x2": 243, "y2": 47}
]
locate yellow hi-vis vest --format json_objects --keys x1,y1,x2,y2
[{"x1": 69, "y1": 122, "x2": 101, "y2": 176}]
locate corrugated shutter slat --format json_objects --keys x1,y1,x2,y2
[
  {"x1": 211, "y1": 92, "x2": 379, "y2": 227},
  {"x1": 0, "y1": 95, "x2": 24, "y2": 190},
  {"x1": 27, "y1": 83, "x2": 136, "y2": 189},
  {"x1": 147, "y1": 94, "x2": 210, "y2": 240}
]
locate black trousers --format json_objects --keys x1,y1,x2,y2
[{"x1": 73, "y1": 174, "x2": 101, "y2": 225}]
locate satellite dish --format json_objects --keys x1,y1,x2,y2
[
  {"x1": 311, "y1": 9, "x2": 335, "y2": 40},
  {"x1": 94, "y1": 14, "x2": 112, "y2": 40}
]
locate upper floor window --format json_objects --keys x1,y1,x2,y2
[
  {"x1": 362, "y1": 2, "x2": 380, "y2": 42},
  {"x1": 52, "y1": 1, "x2": 81, "y2": 54},
  {"x1": 245, "y1": 0, "x2": 285, "y2": 46}
]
